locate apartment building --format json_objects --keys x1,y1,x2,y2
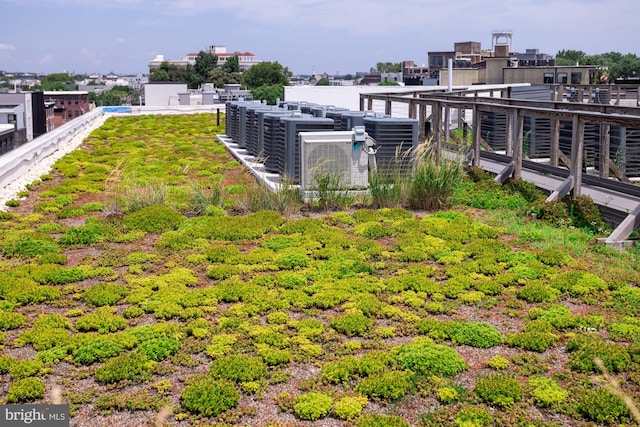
[{"x1": 44, "y1": 91, "x2": 90, "y2": 127}]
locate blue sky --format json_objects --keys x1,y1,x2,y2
[{"x1": 1, "y1": 0, "x2": 639, "y2": 76}]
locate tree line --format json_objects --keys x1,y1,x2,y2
[
  {"x1": 555, "y1": 50, "x2": 640, "y2": 81},
  {"x1": 149, "y1": 51, "x2": 290, "y2": 104}
]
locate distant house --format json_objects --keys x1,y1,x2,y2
[
  {"x1": 149, "y1": 44, "x2": 262, "y2": 73},
  {"x1": 43, "y1": 91, "x2": 90, "y2": 128},
  {"x1": 410, "y1": 31, "x2": 597, "y2": 86},
  {"x1": 0, "y1": 124, "x2": 14, "y2": 155}
]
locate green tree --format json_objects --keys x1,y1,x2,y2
[
  {"x1": 208, "y1": 69, "x2": 243, "y2": 89},
  {"x1": 555, "y1": 50, "x2": 587, "y2": 66},
  {"x1": 222, "y1": 55, "x2": 240, "y2": 73},
  {"x1": 370, "y1": 62, "x2": 402, "y2": 73},
  {"x1": 149, "y1": 62, "x2": 188, "y2": 83},
  {"x1": 36, "y1": 73, "x2": 75, "y2": 91},
  {"x1": 186, "y1": 51, "x2": 218, "y2": 89},
  {"x1": 250, "y1": 84, "x2": 283, "y2": 105},
  {"x1": 242, "y1": 61, "x2": 289, "y2": 89},
  {"x1": 316, "y1": 77, "x2": 330, "y2": 86},
  {"x1": 555, "y1": 50, "x2": 640, "y2": 79},
  {"x1": 379, "y1": 78, "x2": 400, "y2": 86}
]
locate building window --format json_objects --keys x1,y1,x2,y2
[
  {"x1": 430, "y1": 56, "x2": 443, "y2": 67},
  {"x1": 544, "y1": 73, "x2": 554, "y2": 84},
  {"x1": 67, "y1": 99, "x2": 71, "y2": 105},
  {"x1": 557, "y1": 73, "x2": 568, "y2": 84},
  {"x1": 571, "y1": 72, "x2": 582, "y2": 84},
  {"x1": 75, "y1": 110, "x2": 80, "y2": 117},
  {"x1": 75, "y1": 98, "x2": 79, "y2": 104},
  {"x1": 68, "y1": 110, "x2": 72, "y2": 118}
]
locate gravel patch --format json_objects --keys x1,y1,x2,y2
[{"x1": 0, "y1": 114, "x2": 109, "y2": 210}]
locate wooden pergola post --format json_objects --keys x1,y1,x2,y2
[
  {"x1": 599, "y1": 124, "x2": 611, "y2": 178},
  {"x1": 472, "y1": 105, "x2": 481, "y2": 167},
  {"x1": 432, "y1": 102, "x2": 442, "y2": 161},
  {"x1": 359, "y1": 95, "x2": 365, "y2": 112},
  {"x1": 385, "y1": 98, "x2": 392, "y2": 116},
  {"x1": 418, "y1": 102, "x2": 427, "y2": 141},
  {"x1": 505, "y1": 109, "x2": 515, "y2": 157},
  {"x1": 513, "y1": 110, "x2": 524, "y2": 179},
  {"x1": 570, "y1": 114, "x2": 585, "y2": 196},
  {"x1": 550, "y1": 118, "x2": 560, "y2": 167}
]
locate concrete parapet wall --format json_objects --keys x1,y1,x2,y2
[{"x1": 0, "y1": 107, "x2": 106, "y2": 190}]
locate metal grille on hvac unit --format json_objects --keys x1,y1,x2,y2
[
  {"x1": 263, "y1": 111, "x2": 300, "y2": 173},
  {"x1": 276, "y1": 116, "x2": 335, "y2": 183},
  {"x1": 480, "y1": 111, "x2": 508, "y2": 152},
  {"x1": 558, "y1": 120, "x2": 600, "y2": 171},
  {"x1": 324, "y1": 108, "x2": 351, "y2": 131},
  {"x1": 300, "y1": 130, "x2": 369, "y2": 192},
  {"x1": 245, "y1": 105, "x2": 277, "y2": 156},
  {"x1": 225, "y1": 101, "x2": 239, "y2": 143},
  {"x1": 364, "y1": 116, "x2": 418, "y2": 171},
  {"x1": 339, "y1": 111, "x2": 374, "y2": 132},
  {"x1": 523, "y1": 116, "x2": 552, "y2": 158},
  {"x1": 236, "y1": 101, "x2": 264, "y2": 149},
  {"x1": 610, "y1": 126, "x2": 640, "y2": 177}
]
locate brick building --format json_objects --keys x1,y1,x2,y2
[{"x1": 44, "y1": 91, "x2": 90, "y2": 127}]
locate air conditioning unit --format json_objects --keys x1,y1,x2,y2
[
  {"x1": 300, "y1": 128, "x2": 369, "y2": 192},
  {"x1": 245, "y1": 104, "x2": 276, "y2": 156},
  {"x1": 262, "y1": 111, "x2": 301, "y2": 172},
  {"x1": 364, "y1": 116, "x2": 419, "y2": 171},
  {"x1": 278, "y1": 116, "x2": 335, "y2": 182},
  {"x1": 236, "y1": 100, "x2": 264, "y2": 149},
  {"x1": 324, "y1": 107, "x2": 351, "y2": 130}
]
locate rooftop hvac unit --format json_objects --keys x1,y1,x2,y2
[
  {"x1": 245, "y1": 105, "x2": 278, "y2": 156},
  {"x1": 285, "y1": 101, "x2": 303, "y2": 111},
  {"x1": 236, "y1": 100, "x2": 264, "y2": 149},
  {"x1": 262, "y1": 111, "x2": 303, "y2": 172},
  {"x1": 480, "y1": 110, "x2": 508, "y2": 152},
  {"x1": 592, "y1": 88, "x2": 610, "y2": 105},
  {"x1": 364, "y1": 116, "x2": 419, "y2": 171},
  {"x1": 276, "y1": 116, "x2": 335, "y2": 182},
  {"x1": 523, "y1": 116, "x2": 552, "y2": 158},
  {"x1": 309, "y1": 105, "x2": 327, "y2": 117},
  {"x1": 225, "y1": 100, "x2": 262, "y2": 145},
  {"x1": 300, "y1": 128, "x2": 370, "y2": 193},
  {"x1": 225, "y1": 101, "x2": 239, "y2": 143},
  {"x1": 324, "y1": 107, "x2": 351, "y2": 130},
  {"x1": 339, "y1": 111, "x2": 376, "y2": 131},
  {"x1": 610, "y1": 126, "x2": 640, "y2": 177},
  {"x1": 300, "y1": 103, "x2": 320, "y2": 115},
  {"x1": 558, "y1": 119, "x2": 600, "y2": 171}
]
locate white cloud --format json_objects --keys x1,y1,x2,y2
[
  {"x1": 116, "y1": 37, "x2": 126, "y2": 43},
  {"x1": 0, "y1": 43, "x2": 16, "y2": 51},
  {"x1": 39, "y1": 54, "x2": 54, "y2": 65}
]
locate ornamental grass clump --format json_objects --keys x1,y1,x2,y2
[{"x1": 408, "y1": 145, "x2": 465, "y2": 210}]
